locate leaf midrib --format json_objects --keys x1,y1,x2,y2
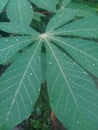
[{"x1": 18, "y1": 0, "x2": 22, "y2": 23}]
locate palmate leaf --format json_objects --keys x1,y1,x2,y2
[
  {"x1": 7, "y1": 0, "x2": 33, "y2": 25},
  {"x1": 0, "y1": 2, "x2": 98, "y2": 130},
  {"x1": 0, "y1": 36, "x2": 35, "y2": 64},
  {"x1": 0, "y1": 22, "x2": 38, "y2": 35},
  {"x1": 0, "y1": 41, "x2": 42, "y2": 130},
  {"x1": 30, "y1": 0, "x2": 59, "y2": 12},
  {"x1": 45, "y1": 39, "x2": 98, "y2": 130},
  {"x1": 0, "y1": 0, "x2": 8, "y2": 13}
]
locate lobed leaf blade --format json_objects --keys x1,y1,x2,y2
[
  {"x1": 0, "y1": 0, "x2": 8, "y2": 13},
  {"x1": 0, "y1": 22, "x2": 38, "y2": 35},
  {"x1": 0, "y1": 36, "x2": 35, "y2": 64},
  {"x1": 46, "y1": 8, "x2": 77, "y2": 32},
  {"x1": 30, "y1": 0, "x2": 58, "y2": 12},
  {"x1": 66, "y1": 2, "x2": 97, "y2": 17},
  {"x1": 7, "y1": 0, "x2": 33, "y2": 25},
  {"x1": 48, "y1": 36, "x2": 98, "y2": 77},
  {"x1": 55, "y1": 16, "x2": 98, "y2": 38},
  {"x1": 0, "y1": 41, "x2": 42, "y2": 130}
]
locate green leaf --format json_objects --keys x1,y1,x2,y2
[
  {"x1": 0, "y1": 1, "x2": 98, "y2": 130},
  {"x1": 66, "y1": 2, "x2": 97, "y2": 17},
  {"x1": 0, "y1": 36, "x2": 35, "y2": 64},
  {"x1": 0, "y1": 42, "x2": 41, "y2": 130},
  {"x1": 46, "y1": 8, "x2": 77, "y2": 32},
  {"x1": 30, "y1": 0, "x2": 58, "y2": 12},
  {"x1": 33, "y1": 12, "x2": 45, "y2": 22},
  {"x1": 0, "y1": 0, "x2": 8, "y2": 13},
  {"x1": 60, "y1": 0, "x2": 72, "y2": 7},
  {"x1": 0, "y1": 22, "x2": 38, "y2": 35},
  {"x1": 55, "y1": 16, "x2": 98, "y2": 38},
  {"x1": 7, "y1": 0, "x2": 33, "y2": 25},
  {"x1": 47, "y1": 36, "x2": 98, "y2": 77},
  {"x1": 46, "y1": 40, "x2": 98, "y2": 130}
]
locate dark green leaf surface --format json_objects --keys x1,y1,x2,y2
[
  {"x1": 0, "y1": 22, "x2": 38, "y2": 35},
  {"x1": 66, "y1": 2, "x2": 97, "y2": 17},
  {"x1": 47, "y1": 36, "x2": 98, "y2": 77},
  {"x1": 0, "y1": 0, "x2": 8, "y2": 13},
  {"x1": 0, "y1": 42, "x2": 42, "y2": 130},
  {"x1": 61, "y1": 0, "x2": 72, "y2": 7},
  {"x1": 30, "y1": 0, "x2": 58, "y2": 12},
  {"x1": 45, "y1": 40, "x2": 98, "y2": 130},
  {"x1": 7, "y1": 0, "x2": 33, "y2": 25},
  {"x1": 0, "y1": 1, "x2": 98, "y2": 130},
  {"x1": 55, "y1": 16, "x2": 98, "y2": 38},
  {"x1": 0, "y1": 36, "x2": 34, "y2": 64},
  {"x1": 46, "y1": 8, "x2": 77, "y2": 32},
  {"x1": 33, "y1": 12, "x2": 45, "y2": 22}
]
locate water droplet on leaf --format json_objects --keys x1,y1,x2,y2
[
  {"x1": 27, "y1": 50, "x2": 30, "y2": 52},
  {"x1": 92, "y1": 63, "x2": 95, "y2": 66},
  {"x1": 16, "y1": 39, "x2": 19, "y2": 41},
  {"x1": 38, "y1": 88, "x2": 40, "y2": 91},
  {"x1": 83, "y1": 71, "x2": 87, "y2": 75},
  {"x1": 30, "y1": 73, "x2": 32, "y2": 75},
  {"x1": 76, "y1": 121, "x2": 79, "y2": 124},
  {"x1": 72, "y1": 86, "x2": 75, "y2": 89},
  {"x1": 69, "y1": 78, "x2": 71, "y2": 81},
  {"x1": 68, "y1": 122, "x2": 71, "y2": 125},
  {"x1": 6, "y1": 39, "x2": 8, "y2": 42},
  {"x1": 49, "y1": 61, "x2": 52, "y2": 65}
]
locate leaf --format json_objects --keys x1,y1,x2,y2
[
  {"x1": 46, "y1": 8, "x2": 77, "y2": 32},
  {"x1": 47, "y1": 36, "x2": 98, "y2": 77},
  {"x1": 0, "y1": 0, "x2": 8, "y2": 13},
  {"x1": 60, "y1": 0, "x2": 72, "y2": 7},
  {"x1": 0, "y1": 41, "x2": 42, "y2": 130},
  {"x1": 45, "y1": 40, "x2": 98, "y2": 130},
  {"x1": 46, "y1": 12, "x2": 98, "y2": 77},
  {"x1": 33, "y1": 12, "x2": 45, "y2": 22},
  {"x1": 55, "y1": 16, "x2": 98, "y2": 38},
  {"x1": 0, "y1": 36, "x2": 35, "y2": 64},
  {"x1": 30, "y1": 0, "x2": 58, "y2": 12},
  {"x1": 66, "y1": 2, "x2": 97, "y2": 17},
  {"x1": 0, "y1": 22, "x2": 38, "y2": 35},
  {"x1": 7, "y1": 0, "x2": 33, "y2": 25}
]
